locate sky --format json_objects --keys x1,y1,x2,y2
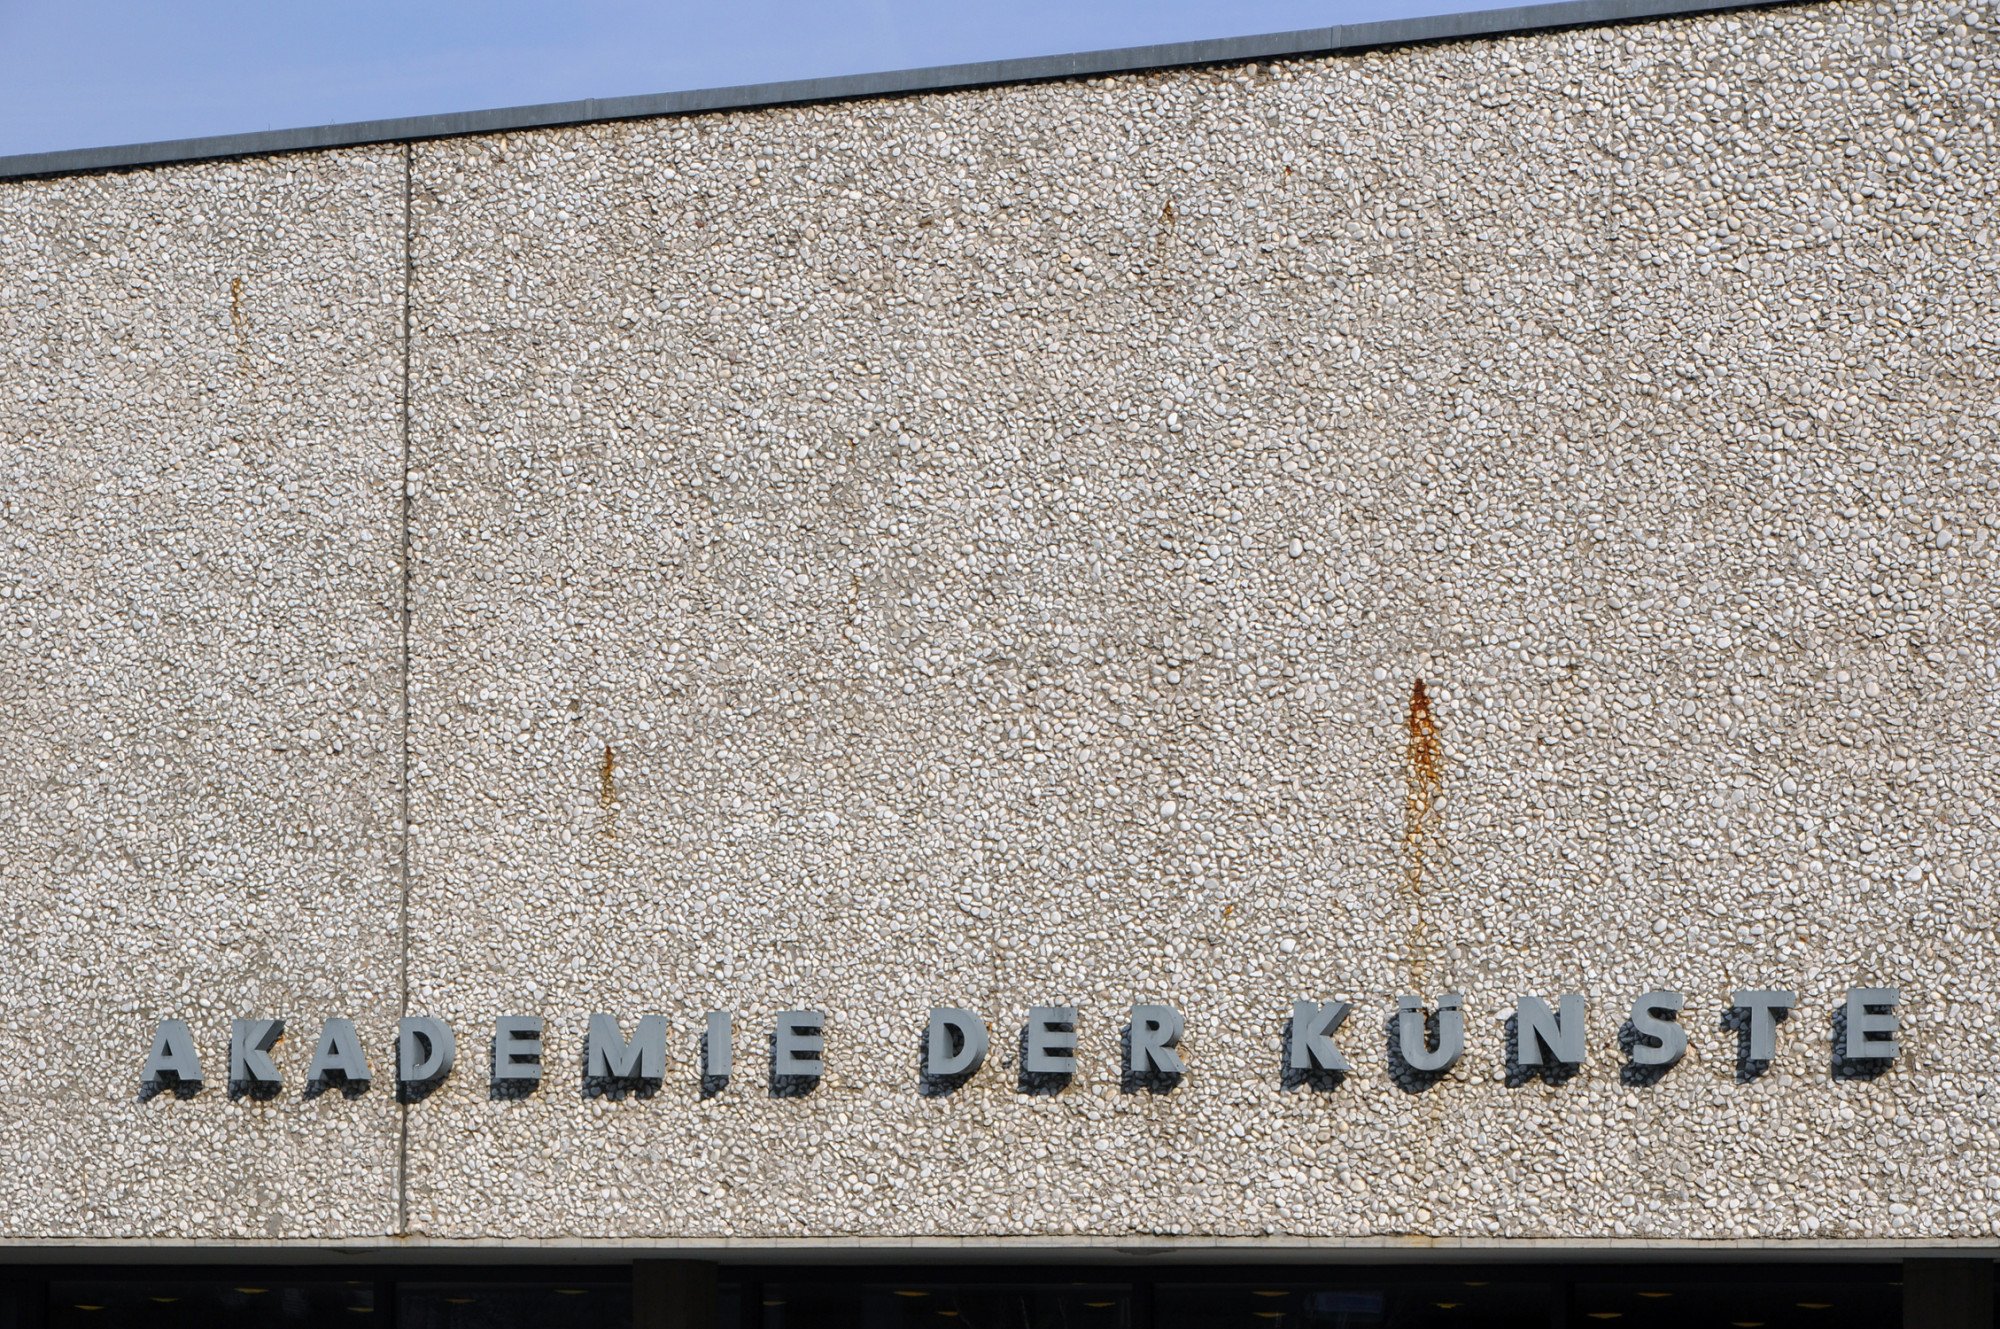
[{"x1": 0, "y1": 0, "x2": 1482, "y2": 159}]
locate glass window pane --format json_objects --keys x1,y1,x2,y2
[
  {"x1": 762, "y1": 1281, "x2": 1130, "y2": 1329},
  {"x1": 1155, "y1": 1281, "x2": 1553, "y2": 1329},
  {"x1": 399, "y1": 1281, "x2": 629, "y2": 1329},
  {"x1": 1572, "y1": 1278, "x2": 1898, "y2": 1329},
  {"x1": 48, "y1": 1280, "x2": 376, "y2": 1329}
]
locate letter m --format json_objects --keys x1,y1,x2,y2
[{"x1": 586, "y1": 1014, "x2": 666, "y2": 1080}]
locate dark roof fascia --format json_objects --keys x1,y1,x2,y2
[{"x1": 0, "y1": 0, "x2": 1801, "y2": 182}]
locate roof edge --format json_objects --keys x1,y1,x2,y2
[{"x1": 0, "y1": 0, "x2": 1802, "y2": 182}]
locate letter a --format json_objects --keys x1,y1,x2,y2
[{"x1": 142, "y1": 1019, "x2": 203, "y2": 1088}]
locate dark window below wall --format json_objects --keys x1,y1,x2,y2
[
  {"x1": 1571, "y1": 1277, "x2": 1900, "y2": 1329},
  {"x1": 400, "y1": 1280, "x2": 629, "y2": 1329},
  {"x1": 1156, "y1": 1279, "x2": 1555, "y2": 1329},
  {"x1": 46, "y1": 1279, "x2": 376, "y2": 1329},
  {"x1": 759, "y1": 1281, "x2": 1131, "y2": 1329},
  {"x1": 0, "y1": 1262, "x2": 1920, "y2": 1329}
]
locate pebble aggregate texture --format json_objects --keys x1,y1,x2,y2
[
  {"x1": 2, "y1": 0, "x2": 1998, "y2": 1249},
  {"x1": 0, "y1": 148, "x2": 409, "y2": 1238}
]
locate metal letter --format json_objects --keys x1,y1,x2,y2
[
  {"x1": 1024, "y1": 1006, "x2": 1078, "y2": 1075},
  {"x1": 493, "y1": 1015, "x2": 543, "y2": 1083},
  {"x1": 1396, "y1": 993, "x2": 1464, "y2": 1074},
  {"x1": 704, "y1": 1010, "x2": 732, "y2": 1079},
  {"x1": 1628, "y1": 991, "x2": 1687, "y2": 1068},
  {"x1": 141, "y1": 1019, "x2": 203, "y2": 1087},
  {"x1": 1290, "y1": 1000, "x2": 1352, "y2": 1073},
  {"x1": 1844, "y1": 987, "x2": 1901, "y2": 1060},
  {"x1": 927, "y1": 1007, "x2": 987, "y2": 1077},
  {"x1": 229, "y1": 1018, "x2": 284, "y2": 1088},
  {"x1": 586, "y1": 1014, "x2": 666, "y2": 1080},
  {"x1": 306, "y1": 1017, "x2": 372, "y2": 1085},
  {"x1": 398, "y1": 1016, "x2": 455, "y2": 1084},
  {"x1": 1732, "y1": 990, "x2": 1798, "y2": 1062},
  {"x1": 774, "y1": 1010, "x2": 824, "y2": 1078},
  {"x1": 1516, "y1": 994, "x2": 1585, "y2": 1067},
  {"x1": 1129, "y1": 1004, "x2": 1185, "y2": 1076}
]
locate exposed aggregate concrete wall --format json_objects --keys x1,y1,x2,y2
[
  {"x1": 0, "y1": 149, "x2": 408, "y2": 1239},
  {"x1": 3, "y1": 0, "x2": 1999, "y2": 1247}
]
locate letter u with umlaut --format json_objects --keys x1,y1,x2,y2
[{"x1": 1397, "y1": 993, "x2": 1464, "y2": 1074}]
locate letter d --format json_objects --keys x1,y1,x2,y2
[
  {"x1": 926, "y1": 1007, "x2": 988, "y2": 1078},
  {"x1": 399, "y1": 1016, "x2": 456, "y2": 1085}
]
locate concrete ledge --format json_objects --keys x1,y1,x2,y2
[
  {"x1": 0, "y1": 0, "x2": 1801, "y2": 181},
  {"x1": 0, "y1": 1235, "x2": 1994, "y2": 1265}
]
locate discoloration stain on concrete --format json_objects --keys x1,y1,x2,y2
[
  {"x1": 229, "y1": 276, "x2": 250, "y2": 374},
  {"x1": 1404, "y1": 677, "x2": 1443, "y2": 987},
  {"x1": 598, "y1": 744, "x2": 617, "y2": 837}
]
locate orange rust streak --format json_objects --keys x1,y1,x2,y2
[
  {"x1": 1403, "y1": 678, "x2": 1444, "y2": 984},
  {"x1": 598, "y1": 744, "x2": 619, "y2": 839},
  {"x1": 1406, "y1": 677, "x2": 1444, "y2": 844}
]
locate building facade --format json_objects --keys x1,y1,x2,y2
[{"x1": 1, "y1": 0, "x2": 1996, "y2": 1323}]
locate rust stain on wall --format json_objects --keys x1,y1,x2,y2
[
  {"x1": 1403, "y1": 677, "x2": 1443, "y2": 987},
  {"x1": 598, "y1": 744, "x2": 617, "y2": 837}
]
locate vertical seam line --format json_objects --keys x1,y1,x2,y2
[{"x1": 396, "y1": 138, "x2": 414, "y2": 1239}]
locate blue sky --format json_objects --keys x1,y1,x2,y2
[{"x1": 0, "y1": 0, "x2": 1479, "y2": 158}]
